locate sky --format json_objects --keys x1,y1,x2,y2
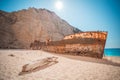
[{"x1": 0, "y1": 0, "x2": 120, "y2": 48}]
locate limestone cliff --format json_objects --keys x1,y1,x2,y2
[{"x1": 0, "y1": 8, "x2": 81, "y2": 49}]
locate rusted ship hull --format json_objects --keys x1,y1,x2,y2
[{"x1": 30, "y1": 31, "x2": 107, "y2": 59}]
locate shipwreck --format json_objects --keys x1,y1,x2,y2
[{"x1": 30, "y1": 31, "x2": 108, "y2": 59}]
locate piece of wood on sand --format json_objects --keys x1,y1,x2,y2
[{"x1": 19, "y1": 56, "x2": 58, "y2": 75}]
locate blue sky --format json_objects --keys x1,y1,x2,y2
[{"x1": 0, "y1": 0, "x2": 120, "y2": 48}]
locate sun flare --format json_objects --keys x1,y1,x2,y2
[{"x1": 55, "y1": 1, "x2": 63, "y2": 10}]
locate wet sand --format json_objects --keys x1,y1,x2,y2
[{"x1": 0, "y1": 50, "x2": 120, "y2": 80}]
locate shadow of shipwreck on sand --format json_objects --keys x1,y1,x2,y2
[{"x1": 52, "y1": 53, "x2": 120, "y2": 67}]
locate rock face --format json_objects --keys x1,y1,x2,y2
[{"x1": 0, "y1": 8, "x2": 81, "y2": 49}]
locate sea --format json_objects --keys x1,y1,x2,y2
[{"x1": 104, "y1": 48, "x2": 120, "y2": 56}]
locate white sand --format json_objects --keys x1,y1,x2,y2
[
  {"x1": 103, "y1": 56, "x2": 120, "y2": 64},
  {"x1": 0, "y1": 50, "x2": 120, "y2": 80}
]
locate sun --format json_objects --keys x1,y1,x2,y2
[{"x1": 55, "y1": 1, "x2": 63, "y2": 10}]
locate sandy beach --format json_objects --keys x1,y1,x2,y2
[{"x1": 0, "y1": 50, "x2": 120, "y2": 80}]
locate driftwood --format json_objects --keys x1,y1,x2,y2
[{"x1": 19, "y1": 56, "x2": 58, "y2": 75}]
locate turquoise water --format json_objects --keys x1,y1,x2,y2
[{"x1": 104, "y1": 48, "x2": 120, "y2": 56}]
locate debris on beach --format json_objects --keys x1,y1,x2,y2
[
  {"x1": 19, "y1": 56, "x2": 58, "y2": 75},
  {"x1": 8, "y1": 54, "x2": 15, "y2": 57}
]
